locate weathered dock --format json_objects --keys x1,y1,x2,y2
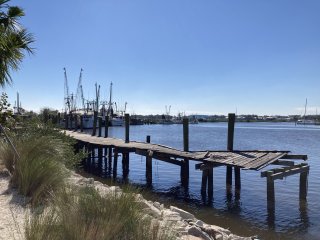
[{"x1": 63, "y1": 112, "x2": 309, "y2": 218}]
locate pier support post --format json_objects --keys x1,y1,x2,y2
[
  {"x1": 235, "y1": 166, "x2": 241, "y2": 190},
  {"x1": 80, "y1": 115, "x2": 84, "y2": 132},
  {"x1": 103, "y1": 147, "x2": 108, "y2": 174},
  {"x1": 208, "y1": 168, "x2": 213, "y2": 199},
  {"x1": 267, "y1": 171, "x2": 275, "y2": 203},
  {"x1": 299, "y1": 164, "x2": 309, "y2": 200},
  {"x1": 92, "y1": 111, "x2": 98, "y2": 136},
  {"x1": 64, "y1": 112, "x2": 68, "y2": 129},
  {"x1": 104, "y1": 116, "x2": 109, "y2": 138},
  {"x1": 108, "y1": 147, "x2": 112, "y2": 172},
  {"x1": 98, "y1": 146, "x2": 103, "y2": 174},
  {"x1": 181, "y1": 118, "x2": 189, "y2": 186},
  {"x1": 146, "y1": 136, "x2": 152, "y2": 186},
  {"x1": 74, "y1": 115, "x2": 78, "y2": 131},
  {"x1": 57, "y1": 112, "x2": 61, "y2": 125},
  {"x1": 113, "y1": 148, "x2": 118, "y2": 178},
  {"x1": 201, "y1": 170, "x2": 208, "y2": 196},
  {"x1": 88, "y1": 144, "x2": 94, "y2": 172},
  {"x1": 226, "y1": 113, "x2": 236, "y2": 187},
  {"x1": 69, "y1": 113, "x2": 72, "y2": 130},
  {"x1": 98, "y1": 117, "x2": 102, "y2": 137},
  {"x1": 122, "y1": 151, "x2": 129, "y2": 179},
  {"x1": 125, "y1": 114, "x2": 130, "y2": 143},
  {"x1": 266, "y1": 171, "x2": 275, "y2": 228}
]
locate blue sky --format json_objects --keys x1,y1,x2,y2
[{"x1": 4, "y1": 0, "x2": 320, "y2": 115}]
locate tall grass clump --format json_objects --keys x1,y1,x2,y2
[
  {"x1": 26, "y1": 186, "x2": 174, "y2": 240},
  {"x1": 0, "y1": 121, "x2": 83, "y2": 205},
  {"x1": 0, "y1": 134, "x2": 68, "y2": 205}
]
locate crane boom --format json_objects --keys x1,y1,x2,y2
[
  {"x1": 64, "y1": 67, "x2": 71, "y2": 113},
  {"x1": 75, "y1": 68, "x2": 84, "y2": 111}
]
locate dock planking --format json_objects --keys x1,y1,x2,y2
[
  {"x1": 64, "y1": 130, "x2": 306, "y2": 170},
  {"x1": 61, "y1": 112, "x2": 310, "y2": 224}
]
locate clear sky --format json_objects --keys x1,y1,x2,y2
[{"x1": 3, "y1": 0, "x2": 320, "y2": 115}]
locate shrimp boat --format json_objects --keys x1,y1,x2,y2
[{"x1": 63, "y1": 68, "x2": 126, "y2": 128}]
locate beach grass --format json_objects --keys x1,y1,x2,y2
[
  {"x1": 0, "y1": 135, "x2": 68, "y2": 205},
  {"x1": 25, "y1": 186, "x2": 174, "y2": 240}
]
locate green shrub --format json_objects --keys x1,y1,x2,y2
[
  {"x1": 0, "y1": 120, "x2": 84, "y2": 205},
  {"x1": 0, "y1": 135, "x2": 68, "y2": 205},
  {"x1": 26, "y1": 186, "x2": 174, "y2": 240}
]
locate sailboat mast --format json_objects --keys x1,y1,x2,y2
[
  {"x1": 108, "y1": 82, "x2": 113, "y2": 115},
  {"x1": 109, "y1": 82, "x2": 113, "y2": 105},
  {"x1": 303, "y1": 98, "x2": 307, "y2": 124}
]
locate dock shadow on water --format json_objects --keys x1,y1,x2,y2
[{"x1": 75, "y1": 122, "x2": 320, "y2": 240}]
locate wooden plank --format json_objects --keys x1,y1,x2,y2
[
  {"x1": 272, "y1": 160, "x2": 295, "y2": 166},
  {"x1": 261, "y1": 164, "x2": 300, "y2": 177},
  {"x1": 195, "y1": 163, "x2": 223, "y2": 170},
  {"x1": 248, "y1": 152, "x2": 288, "y2": 170},
  {"x1": 152, "y1": 153, "x2": 183, "y2": 166},
  {"x1": 280, "y1": 154, "x2": 308, "y2": 161},
  {"x1": 261, "y1": 164, "x2": 309, "y2": 179},
  {"x1": 271, "y1": 165, "x2": 309, "y2": 180}
]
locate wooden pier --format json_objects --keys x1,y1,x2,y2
[{"x1": 63, "y1": 112, "x2": 309, "y2": 213}]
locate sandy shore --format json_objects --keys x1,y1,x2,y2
[{"x1": 0, "y1": 170, "x2": 28, "y2": 240}]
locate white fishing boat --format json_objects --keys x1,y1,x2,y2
[
  {"x1": 111, "y1": 116, "x2": 124, "y2": 126},
  {"x1": 296, "y1": 98, "x2": 319, "y2": 125}
]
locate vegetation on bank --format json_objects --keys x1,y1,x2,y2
[
  {"x1": 0, "y1": 120, "x2": 83, "y2": 204},
  {"x1": 26, "y1": 186, "x2": 173, "y2": 240},
  {"x1": 0, "y1": 121, "x2": 173, "y2": 239}
]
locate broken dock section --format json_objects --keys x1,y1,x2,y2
[{"x1": 63, "y1": 113, "x2": 309, "y2": 214}]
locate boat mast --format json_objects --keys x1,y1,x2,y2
[
  {"x1": 64, "y1": 68, "x2": 70, "y2": 113},
  {"x1": 75, "y1": 68, "x2": 84, "y2": 111},
  {"x1": 303, "y1": 98, "x2": 307, "y2": 124},
  {"x1": 108, "y1": 82, "x2": 113, "y2": 116},
  {"x1": 95, "y1": 83, "x2": 100, "y2": 112}
]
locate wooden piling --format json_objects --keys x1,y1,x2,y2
[
  {"x1": 80, "y1": 115, "x2": 84, "y2": 132},
  {"x1": 98, "y1": 146, "x2": 103, "y2": 173},
  {"x1": 235, "y1": 166, "x2": 241, "y2": 189},
  {"x1": 183, "y1": 118, "x2": 189, "y2": 151},
  {"x1": 113, "y1": 148, "x2": 118, "y2": 178},
  {"x1": 57, "y1": 112, "x2": 61, "y2": 125},
  {"x1": 108, "y1": 147, "x2": 112, "y2": 167},
  {"x1": 74, "y1": 115, "x2": 78, "y2": 131},
  {"x1": 92, "y1": 111, "x2": 98, "y2": 136},
  {"x1": 64, "y1": 112, "x2": 68, "y2": 129},
  {"x1": 201, "y1": 170, "x2": 208, "y2": 195},
  {"x1": 181, "y1": 118, "x2": 189, "y2": 185},
  {"x1": 122, "y1": 152, "x2": 129, "y2": 179},
  {"x1": 98, "y1": 117, "x2": 102, "y2": 137},
  {"x1": 146, "y1": 136, "x2": 152, "y2": 186},
  {"x1": 104, "y1": 116, "x2": 109, "y2": 138},
  {"x1": 299, "y1": 165, "x2": 308, "y2": 200},
  {"x1": 125, "y1": 114, "x2": 130, "y2": 143},
  {"x1": 226, "y1": 113, "x2": 235, "y2": 186},
  {"x1": 267, "y1": 171, "x2": 275, "y2": 203},
  {"x1": 207, "y1": 168, "x2": 213, "y2": 198},
  {"x1": 266, "y1": 171, "x2": 275, "y2": 228},
  {"x1": 69, "y1": 113, "x2": 72, "y2": 130}
]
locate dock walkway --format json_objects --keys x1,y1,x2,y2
[
  {"x1": 65, "y1": 130, "x2": 305, "y2": 171},
  {"x1": 62, "y1": 112, "x2": 309, "y2": 213}
]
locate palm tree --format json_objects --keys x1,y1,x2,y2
[{"x1": 0, "y1": 0, "x2": 34, "y2": 87}]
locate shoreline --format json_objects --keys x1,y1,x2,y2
[{"x1": 0, "y1": 168, "x2": 255, "y2": 240}]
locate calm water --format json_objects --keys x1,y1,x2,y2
[{"x1": 84, "y1": 122, "x2": 320, "y2": 240}]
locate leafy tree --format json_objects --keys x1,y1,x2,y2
[
  {"x1": 0, "y1": 0, "x2": 34, "y2": 86},
  {"x1": 0, "y1": 91, "x2": 14, "y2": 127}
]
